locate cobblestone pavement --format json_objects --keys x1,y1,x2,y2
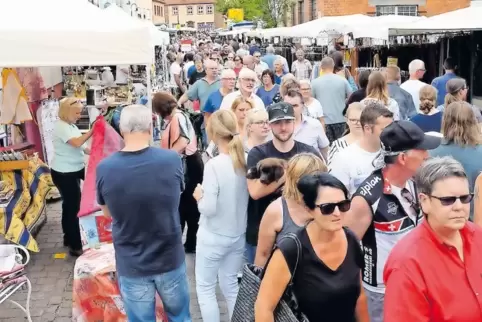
[{"x1": 0, "y1": 201, "x2": 228, "y2": 322}]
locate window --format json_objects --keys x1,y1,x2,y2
[
  {"x1": 376, "y1": 5, "x2": 417, "y2": 16},
  {"x1": 161, "y1": 6, "x2": 163, "y2": 16},
  {"x1": 207, "y1": 5, "x2": 213, "y2": 14},
  {"x1": 310, "y1": 0, "x2": 316, "y2": 20},
  {"x1": 172, "y1": 6, "x2": 178, "y2": 15},
  {"x1": 197, "y1": 5, "x2": 204, "y2": 15},
  {"x1": 291, "y1": 3, "x2": 295, "y2": 25},
  {"x1": 187, "y1": 6, "x2": 193, "y2": 15},
  {"x1": 298, "y1": 0, "x2": 304, "y2": 24},
  {"x1": 154, "y1": 5, "x2": 160, "y2": 16}
]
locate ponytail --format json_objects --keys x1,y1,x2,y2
[
  {"x1": 444, "y1": 93, "x2": 458, "y2": 108},
  {"x1": 228, "y1": 134, "x2": 246, "y2": 173}
]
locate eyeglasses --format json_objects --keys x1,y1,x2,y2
[
  {"x1": 316, "y1": 200, "x2": 351, "y2": 215},
  {"x1": 429, "y1": 194, "x2": 474, "y2": 206},
  {"x1": 300, "y1": 87, "x2": 311, "y2": 91},
  {"x1": 348, "y1": 118, "x2": 360, "y2": 124},
  {"x1": 253, "y1": 120, "x2": 269, "y2": 126}
]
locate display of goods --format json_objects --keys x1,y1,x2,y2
[
  {"x1": 79, "y1": 211, "x2": 113, "y2": 250},
  {"x1": 73, "y1": 244, "x2": 167, "y2": 321},
  {"x1": 78, "y1": 116, "x2": 124, "y2": 218}
]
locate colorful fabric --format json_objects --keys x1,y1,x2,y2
[
  {"x1": 78, "y1": 116, "x2": 124, "y2": 218},
  {"x1": 0, "y1": 159, "x2": 52, "y2": 252},
  {"x1": 72, "y1": 243, "x2": 167, "y2": 321},
  {"x1": 79, "y1": 211, "x2": 113, "y2": 250}
]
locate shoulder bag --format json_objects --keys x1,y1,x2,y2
[{"x1": 231, "y1": 233, "x2": 309, "y2": 322}]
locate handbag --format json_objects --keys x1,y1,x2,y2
[{"x1": 231, "y1": 233, "x2": 309, "y2": 322}]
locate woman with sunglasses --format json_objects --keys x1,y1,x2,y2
[
  {"x1": 384, "y1": 156, "x2": 482, "y2": 322},
  {"x1": 51, "y1": 98, "x2": 93, "y2": 256},
  {"x1": 255, "y1": 172, "x2": 369, "y2": 322}
]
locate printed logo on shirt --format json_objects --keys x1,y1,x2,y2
[
  {"x1": 387, "y1": 202, "x2": 398, "y2": 216},
  {"x1": 359, "y1": 176, "x2": 382, "y2": 197},
  {"x1": 362, "y1": 245, "x2": 375, "y2": 285}
]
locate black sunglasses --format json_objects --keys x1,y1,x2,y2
[
  {"x1": 430, "y1": 194, "x2": 474, "y2": 206},
  {"x1": 317, "y1": 200, "x2": 351, "y2": 215}
]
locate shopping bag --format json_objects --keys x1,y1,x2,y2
[{"x1": 78, "y1": 116, "x2": 124, "y2": 218}]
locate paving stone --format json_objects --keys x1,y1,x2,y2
[{"x1": 1, "y1": 200, "x2": 229, "y2": 321}]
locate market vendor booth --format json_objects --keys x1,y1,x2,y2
[{"x1": 0, "y1": 0, "x2": 167, "y2": 320}]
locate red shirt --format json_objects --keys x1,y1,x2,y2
[{"x1": 384, "y1": 220, "x2": 482, "y2": 322}]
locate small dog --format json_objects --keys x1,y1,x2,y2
[{"x1": 246, "y1": 158, "x2": 287, "y2": 185}]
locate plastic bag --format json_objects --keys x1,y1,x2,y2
[{"x1": 78, "y1": 116, "x2": 124, "y2": 218}]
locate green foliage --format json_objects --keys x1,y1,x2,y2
[{"x1": 215, "y1": 0, "x2": 264, "y2": 21}]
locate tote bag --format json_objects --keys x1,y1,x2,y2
[{"x1": 231, "y1": 233, "x2": 309, "y2": 322}]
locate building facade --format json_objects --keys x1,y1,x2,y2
[
  {"x1": 164, "y1": 0, "x2": 217, "y2": 29},
  {"x1": 152, "y1": 0, "x2": 167, "y2": 24},
  {"x1": 91, "y1": 0, "x2": 153, "y2": 20},
  {"x1": 290, "y1": 0, "x2": 470, "y2": 26}
]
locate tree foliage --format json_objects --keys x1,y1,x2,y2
[{"x1": 215, "y1": 0, "x2": 294, "y2": 27}]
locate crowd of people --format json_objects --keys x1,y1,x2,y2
[{"x1": 51, "y1": 36, "x2": 482, "y2": 322}]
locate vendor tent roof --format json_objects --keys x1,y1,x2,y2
[
  {"x1": 103, "y1": 5, "x2": 170, "y2": 46},
  {"x1": 390, "y1": 6, "x2": 482, "y2": 36},
  {"x1": 0, "y1": 0, "x2": 152, "y2": 67}
]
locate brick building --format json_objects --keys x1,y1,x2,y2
[{"x1": 289, "y1": 0, "x2": 470, "y2": 26}]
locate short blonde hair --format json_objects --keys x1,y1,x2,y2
[
  {"x1": 58, "y1": 97, "x2": 83, "y2": 122},
  {"x1": 283, "y1": 153, "x2": 327, "y2": 203}
]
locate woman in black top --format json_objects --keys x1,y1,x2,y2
[{"x1": 255, "y1": 172, "x2": 369, "y2": 322}]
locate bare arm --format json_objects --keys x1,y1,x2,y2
[
  {"x1": 344, "y1": 196, "x2": 372, "y2": 240},
  {"x1": 247, "y1": 174, "x2": 285, "y2": 200},
  {"x1": 356, "y1": 275, "x2": 370, "y2": 322},
  {"x1": 174, "y1": 74, "x2": 184, "y2": 92},
  {"x1": 67, "y1": 128, "x2": 93, "y2": 148},
  {"x1": 255, "y1": 250, "x2": 291, "y2": 322},
  {"x1": 254, "y1": 199, "x2": 283, "y2": 267},
  {"x1": 320, "y1": 146, "x2": 329, "y2": 163},
  {"x1": 170, "y1": 137, "x2": 189, "y2": 154},
  {"x1": 100, "y1": 205, "x2": 111, "y2": 218},
  {"x1": 474, "y1": 173, "x2": 482, "y2": 227},
  {"x1": 178, "y1": 93, "x2": 189, "y2": 106},
  {"x1": 318, "y1": 117, "x2": 325, "y2": 129}
]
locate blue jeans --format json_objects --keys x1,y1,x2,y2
[
  {"x1": 118, "y1": 262, "x2": 191, "y2": 322},
  {"x1": 245, "y1": 244, "x2": 257, "y2": 264}
]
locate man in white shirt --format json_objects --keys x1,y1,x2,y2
[
  {"x1": 330, "y1": 103, "x2": 394, "y2": 196},
  {"x1": 400, "y1": 59, "x2": 427, "y2": 112},
  {"x1": 220, "y1": 68, "x2": 265, "y2": 111}
]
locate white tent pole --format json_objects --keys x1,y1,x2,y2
[{"x1": 146, "y1": 63, "x2": 154, "y2": 143}]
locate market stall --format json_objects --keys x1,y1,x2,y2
[{"x1": 0, "y1": 0, "x2": 165, "y2": 320}]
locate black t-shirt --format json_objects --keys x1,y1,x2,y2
[
  {"x1": 189, "y1": 70, "x2": 206, "y2": 85},
  {"x1": 246, "y1": 140, "x2": 320, "y2": 246},
  {"x1": 278, "y1": 227, "x2": 363, "y2": 322}
]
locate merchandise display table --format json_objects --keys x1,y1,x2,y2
[{"x1": 72, "y1": 243, "x2": 167, "y2": 322}]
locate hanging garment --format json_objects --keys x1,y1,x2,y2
[{"x1": 0, "y1": 69, "x2": 32, "y2": 124}]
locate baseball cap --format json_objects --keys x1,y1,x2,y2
[
  {"x1": 380, "y1": 121, "x2": 441, "y2": 154},
  {"x1": 267, "y1": 102, "x2": 295, "y2": 123}
]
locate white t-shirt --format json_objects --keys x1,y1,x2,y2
[
  {"x1": 170, "y1": 62, "x2": 182, "y2": 87},
  {"x1": 116, "y1": 65, "x2": 130, "y2": 84},
  {"x1": 305, "y1": 99, "x2": 324, "y2": 119},
  {"x1": 400, "y1": 79, "x2": 427, "y2": 113},
  {"x1": 184, "y1": 61, "x2": 194, "y2": 82},
  {"x1": 220, "y1": 91, "x2": 265, "y2": 111},
  {"x1": 329, "y1": 142, "x2": 379, "y2": 196}
]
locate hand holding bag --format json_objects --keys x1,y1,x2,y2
[{"x1": 231, "y1": 233, "x2": 309, "y2": 322}]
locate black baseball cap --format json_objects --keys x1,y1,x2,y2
[
  {"x1": 267, "y1": 102, "x2": 295, "y2": 123},
  {"x1": 380, "y1": 121, "x2": 441, "y2": 154}
]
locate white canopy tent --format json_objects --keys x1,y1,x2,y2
[
  {"x1": 349, "y1": 15, "x2": 426, "y2": 40},
  {"x1": 289, "y1": 14, "x2": 373, "y2": 38},
  {"x1": 103, "y1": 5, "x2": 170, "y2": 46},
  {"x1": 0, "y1": 0, "x2": 152, "y2": 67},
  {"x1": 390, "y1": 6, "x2": 482, "y2": 36}
]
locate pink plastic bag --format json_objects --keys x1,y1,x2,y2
[{"x1": 78, "y1": 116, "x2": 124, "y2": 218}]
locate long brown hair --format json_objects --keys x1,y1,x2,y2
[
  {"x1": 442, "y1": 101, "x2": 482, "y2": 146},
  {"x1": 419, "y1": 85, "x2": 437, "y2": 115},
  {"x1": 207, "y1": 110, "x2": 247, "y2": 172},
  {"x1": 366, "y1": 71, "x2": 390, "y2": 106},
  {"x1": 283, "y1": 153, "x2": 327, "y2": 203}
]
